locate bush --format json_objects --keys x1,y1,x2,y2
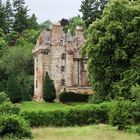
[
  {"x1": 136, "y1": 126, "x2": 140, "y2": 136},
  {"x1": 88, "y1": 93, "x2": 105, "y2": 104},
  {"x1": 59, "y1": 91, "x2": 90, "y2": 103},
  {"x1": 0, "y1": 92, "x2": 9, "y2": 104},
  {"x1": 43, "y1": 72, "x2": 56, "y2": 102},
  {"x1": 0, "y1": 101, "x2": 20, "y2": 115},
  {"x1": 21, "y1": 102, "x2": 110, "y2": 127},
  {"x1": 109, "y1": 99, "x2": 133, "y2": 130},
  {"x1": 0, "y1": 114, "x2": 31, "y2": 139}
]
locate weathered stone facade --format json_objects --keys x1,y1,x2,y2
[{"x1": 32, "y1": 23, "x2": 92, "y2": 102}]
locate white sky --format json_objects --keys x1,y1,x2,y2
[{"x1": 25, "y1": 0, "x2": 82, "y2": 23}]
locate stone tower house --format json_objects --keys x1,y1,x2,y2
[{"x1": 32, "y1": 23, "x2": 92, "y2": 102}]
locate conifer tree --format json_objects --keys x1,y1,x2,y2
[
  {"x1": 43, "y1": 72, "x2": 56, "y2": 102},
  {"x1": 5, "y1": 0, "x2": 14, "y2": 33},
  {"x1": 80, "y1": 0, "x2": 108, "y2": 27},
  {"x1": 0, "y1": 0, "x2": 6, "y2": 31},
  {"x1": 13, "y1": 0, "x2": 29, "y2": 33},
  {"x1": 27, "y1": 13, "x2": 38, "y2": 30},
  {"x1": 7, "y1": 74, "x2": 22, "y2": 103}
]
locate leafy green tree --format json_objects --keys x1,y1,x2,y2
[
  {"x1": 7, "y1": 74, "x2": 22, "y2": 103},
  {"x1": 82, "y1": 0, "x2": 140, "y2": 101},
  {"x1": 13, "y1": 0, "x2": 29, "y2": 33},
  {"x1": 43, "y1": 72, "x2": 56, "y2": 102},
  {"x1": 67, "y1": 16, "x2": 85, "y2": 35},
  {"x1": 80, "y1": 0, "x2": 108, "y2": 27}
]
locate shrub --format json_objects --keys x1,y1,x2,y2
[
  {"x1": 131, "y1": 85, "x2": 140, "y2": 103},
  {"x1": 136, "y1": 126, "x2": 140, "y2": 136},
  {"x1": 59, "y1": 91, "x2": 90, "y2": 103},
  {"x1": 88, "y1": 93, "x2": 105, "y2": 104},
  {"x1": 21, "y1": 102, "x2": 110, "y2": 127},
  {"x1": 7, "y1": 74, "x2": 22, "y2": 103},
  {"x1": 0, "y1": 92, "x2": 9, "y2": 104},
  {"x1": 43, "y1": 72, "x2": 56, "y2": 102},
  {"x1": 0, "y1": 114, "x2": 31, "y2": 139},
  {"x1": 109, "y1": 99, "x2": 133, "y2": 130},
  {"x1": 0, "y1": 101, "x2": 20, "y2": 115}
]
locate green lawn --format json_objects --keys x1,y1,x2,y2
[
  {"x1": 26, "y1": 124, "x2": 139, "y2": 140},
  {"x1": 19, "y1": 101, "x2": 78, "y2": 112}
]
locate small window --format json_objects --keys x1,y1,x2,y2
[
  {"x1": 61, "y1": 79, "x2": 65, "y2": 86},
  {"x1": 36, "y1": 57, "x2": 38, "y2": 63},
  {"x1": 36, "y1": 80, "x2": 38, "y2": 88},
  {"x1": 61, "y1": 66, "x2": 65, "y2": 72},
  {"x1": 36, "y1": 67, "x2": 38, "y2": 73},
  {"x1": 61, "y1": 53, "x2": 66, "y2": 60}
]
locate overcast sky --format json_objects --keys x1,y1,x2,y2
[{"x1": 24, "y1": 0, "x2": 82, "y2": 23}]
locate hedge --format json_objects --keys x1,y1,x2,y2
[
  {"x1": 21, "y1": 103, "x2": 110, "y2": 127},
  {"x1": 21, "y1": 101, "x2": 140, "y2": 128},
  {"x1": 59, "y1": 91, "x2": 91, "y2": 103}
]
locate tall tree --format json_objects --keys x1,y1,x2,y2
[
  {"x1": 82, "y1": 0, "x2": 140, "y2": 101},
  {"x1": 80, "y1": 0, "x2": 108, "y2": 27},
  {"x1": 13, "y1": 0, "x2": 29, "y2": 33},
  {"x1": 5, "y1": 0, "x2": 14, "y2": 33},
  {"x1": 0, "y1": 0, "x2": 6, "y2": 31},
  {"x1": 7, "y1": 74, "x2": 22, "y2": 103},
  {"x1": 27, "y1": 13, "x2": 38, "y2": 30}
]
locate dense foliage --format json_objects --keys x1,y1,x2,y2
[
  {"x1": 82, "y1": 0, "x2": 140, "y2": 101},
  {"x1": 109, "y1": 99, "x2": 133, "y2": 130},
  {"x1": 0, "y1": 0, "x2": 40, "y2": 101},
  {"x1": 43, "y1": 72, "x2": 56, "y2": 102},
  {"x1": 0, "y1": 91, "x2": 31, "y2": 139}
]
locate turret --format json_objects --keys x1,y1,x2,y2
[{"x1": 32, "y1": 30, "x2": 51, "y2": 102}]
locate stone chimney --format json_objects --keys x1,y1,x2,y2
[
  {"x1": 51, "y1": 22, "x2": 63, "y2": 41},
  {"x1": 76, "y1": 26, "x2": 84, "y2": 37}
]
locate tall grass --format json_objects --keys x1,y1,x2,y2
[{"x1": 28, "y1": 124, "x2": 140, "y2": 140}]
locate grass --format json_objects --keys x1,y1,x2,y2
[
  {"x1": 26, "y1": 124, "x2": 140, "y2": 140},
  {"x1": 19, "y1": 101, "x2": 69, "y2": 112},
  {"x1": 19, "y1": 101, "x2": 88, "y2": 112}
]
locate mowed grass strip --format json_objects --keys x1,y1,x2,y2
[
  {"x1": 28, "y1": 124, "x2": 140, "y2": 140},
  {"x1": 19, "y1": 101, "x2": 75, "y2": 112}
]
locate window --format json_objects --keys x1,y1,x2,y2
[
  {"x1": 36, "y1": 80, "x2": 38, "y2": 88},
  {"x1": 61, "y1": 53, "x2": 66, "y2": 59},
  {"x1": 61, "y1": 79, "x2": 65, "y2": 86},
  {"x1": 36, "y1": 57, "x2": 38, "y2": 63},
  {"x1": 36, "y1": 67, "x2": 38, "y2": 73},
  {"x1": 61, "y1": 66, "x2": 65, "y2": 72}
]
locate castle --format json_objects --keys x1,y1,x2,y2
[{"x1": 32, "y1": 23, "x2": 92, "y2": 102}]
